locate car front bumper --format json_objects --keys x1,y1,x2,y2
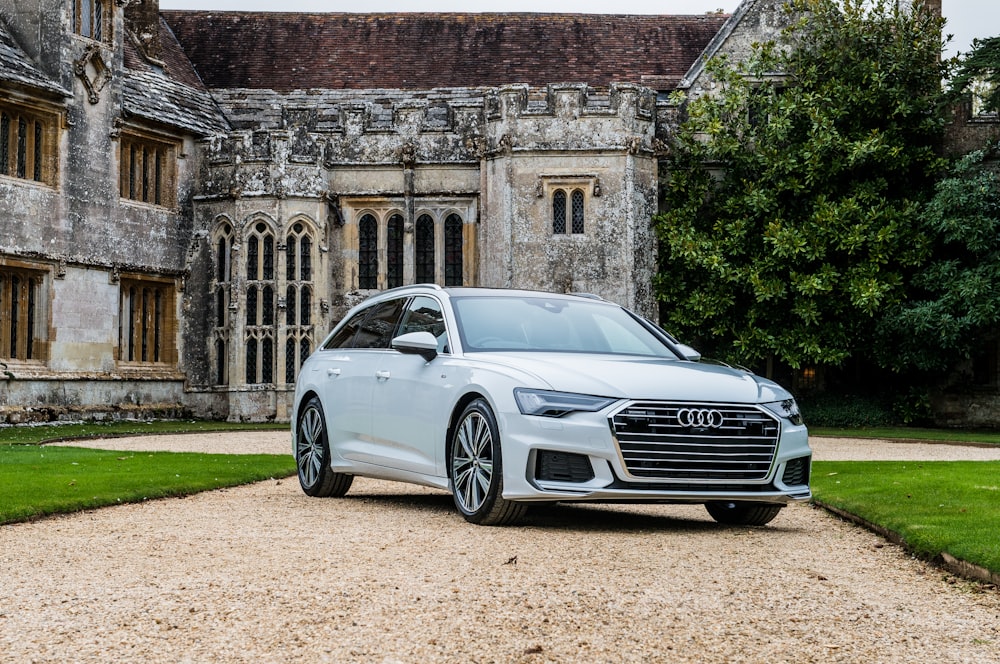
[{"x1": 496, "y1": 404, "x2": 812, "y2": 505}]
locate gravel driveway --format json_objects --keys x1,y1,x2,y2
[{"x1": 1, "y1": 432, "x2": 998, "y2": 663}]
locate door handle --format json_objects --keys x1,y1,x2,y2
[
  {"x1": 327, "y1": 368, "x2": 341, "y2": 376},
  {"x1": 375, "y1": 370, "x2": 391, "y2": 380}
]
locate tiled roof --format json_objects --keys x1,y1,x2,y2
[
  {"x1": 122, "y1": 17, "x2": 229, "y2": 135},
  {"x1": 0, "y1": 18, "x2": 69, "y2": 97},
  {"x1": 160, "y1": 12, "x2": 727, "y2": 93}
]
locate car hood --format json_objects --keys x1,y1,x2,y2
[{"x1": 477, "y1": 353, "x2": 791, "y2": 403}]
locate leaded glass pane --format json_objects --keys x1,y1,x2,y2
[
  {"x1": 216, "y1": 287, "x2": 226, "y2": 327},
  {"x1": 246, "y1": 338, "x2": 257, "y2": 383},
  {"x1": 217, "y1": 236, "x2": 228, "y2": 281},
  {"x1": 445, "y1": 214, "x2": 463, "y2": 287},
  {"x1": 262, "y1": 285, "x2": 274, "y2": 325},
  {"x1": 416, "y1": 215, "x2": 434, "y2": 283},
  {"x1": 286, "y1": 236, "x2": 296, "y2": 281},
  {"x1": 285, "y1": 337, "x2": 296, "y2": 384},
  {"x1": 247, "y1": 236, "x2": 259, "y2": 280},
  {"x1": 301, "y1": 237, "x2": 312, "y2": 280},
  {"x1": 571, "y1": 189, "x2": 585, "y2": 234},
  {"x1": 262, "y1": 233, "x2": 274, "y2": 280},
  {"x1": 387, "y1": 214, "x2": 403, "y2": 289},
  {"x1": 1, "y1": 113, "x2": 9, "y2": 176},
  {"x1": 216, "y1": 339, "x2": 226, "y2": 385},
  {"x1": 301, "y1": 287, "x2": 311, "y2": 325},
  {"x1": 553, "y1": 190, "x2": 566, "y2": 234},
  {"x1": 359, "y1": 214, "x2": 377, "y2": 289},
  {"x1": 16, "y1": 118, "x2": 26, "y2": 179},
  {"x1": 246, "y1": 286, "x2": 257, "y2": 325},
  {"x1": 33, "y1": 121, "x2": 42, "y2": 182},
  {"x1": 261, "y1": 338, "x2": 273, "y2": 383}
]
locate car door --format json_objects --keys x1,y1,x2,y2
[
  {"x1": 368, "y1": 295, "x2": 452, "y2": 477},
  {"x1": 309, "y1": 297, "x2": 407, "y2": 466}
]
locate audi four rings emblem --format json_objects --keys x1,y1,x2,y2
[{"x1": 676, "y1": 408, "x2": 724, "y2": 428}]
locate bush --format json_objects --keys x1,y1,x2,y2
[{"x1": 799, "y1": 394, "x2": 899, "y2": 428}]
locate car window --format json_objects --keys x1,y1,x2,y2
[
  {"x1": 322, "y1": 307, "x2": 371, "y2": 350},
  {"x1": 453, "y1": 295, "x2": 676, "y2": 357},
  {"x1": 322, "y1": 298, "x2": 407, "y2": 350},
  {"x1": 353, "y1": 298, "x2": 407, "y2": 349},
  {"x1": 398, "y1": 295, "x2": 450, "y2": 353}
]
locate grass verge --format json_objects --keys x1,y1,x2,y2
[
  {"x1": 0, "y1": 421, "x2": 294, "y2": 525},
  {"x1": 812, "y1": 460, "x2": 1000, "y2": 576},
  {"x1": 0, "y1": 444, "x2": 296, "y2": 524},
  {"x1": 0, "y1": 420, "x2": 286, "y2": 446},
  {"x1": 810, "y1": 426, "x2": 1000, "y2": 445}
]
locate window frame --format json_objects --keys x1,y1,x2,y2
[
  {"x1": 0, "y1": 99, "x2": 59, "y2": 187},
  {"x1": 0, "y1": 260, "x2": 50, "y2": 364},
  {"x1": 75, "y1": 0, "x2": 111, "y2": 43},
  {"x1": 117, "y1": 274, "x2": 178, "y2": 367},
  {"x1": 118, "y1": 129, "x2": 179, "y2": 209},
  {"x1": 341, "y1": 199, "x2": 476, "y2": 290},
  {"x1": 541, "y1": 177, "x2": 595, "y2": 236}
]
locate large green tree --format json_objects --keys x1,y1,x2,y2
[
  {"x1": 876, "y1": 149, "x2": 1000, "y2": 372},
  {"x1": 654, "y1": 0, "x2": 949, "y2": 371},
  {"x1": 948, "y1": 36, "x2": 1000, "y2": 114}
]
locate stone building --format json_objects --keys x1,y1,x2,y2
[{"x1": 1, "y1": 0, "x2": 997, "y2": 425}]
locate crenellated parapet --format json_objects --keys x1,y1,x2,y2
[{"x1": 484, "y1": 83, "x2": 657, "y2": 155}]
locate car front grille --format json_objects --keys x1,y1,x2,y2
[{"x1": 610, "y1": 401, "x2": 780, "y2": 482}]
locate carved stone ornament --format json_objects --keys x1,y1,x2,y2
[
  {"x1": 74, "y1": 43, "x2": 112, "y2": 105},
  {"x1": 400, "y1": 143, "x2": 417, "y2": 168},
  {"x1": 116, "y1": 0, "x2": 142, "y2": 6}
]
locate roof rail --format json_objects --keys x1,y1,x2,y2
[
  {"x1": 381, "y1": 283, "x2": 444, "y2": 294},
  {"x1": 569, "y1": 292, "x2": 607, "y2": 301}
]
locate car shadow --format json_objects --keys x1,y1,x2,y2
[{"x1": 338, "y1": 493, "x2": 802, "y2": 533}]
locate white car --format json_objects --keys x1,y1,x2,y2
[{"x1": 292, "y1": 286, "x2": 811, "y2": 526}]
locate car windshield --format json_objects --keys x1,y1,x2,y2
[{"x1": 452, "y1": 295, "x2": 677, "y2": 357}]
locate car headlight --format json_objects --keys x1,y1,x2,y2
[
  {"x1": 514, "y1": 389, "x2": 617, "y2": 418},
  {"x1": 762, "y1": 398, "x2": 804, "y2": 426}
]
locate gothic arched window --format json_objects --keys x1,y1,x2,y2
[
  {"x1": 284, "y1": 222, "x2": 315, "y2": 383},
  {"x1": 571, "y1": 189, "x2": 585, "y2": 234},
  {"x1": 415, "y1": 214, "x2": 435, "y2": 284},
  {"x1": 552, "y1": 190, "x2": 567, "y2": 234},
  {"x1": 359, "y1": 214, "x2": 378, "y2": 289},
  {"x1": 444, "y1": 214, "x2": 463, "y2": 287},
  {"x1": 387, "y1": 214, "x2": 404, "y2": 289},
  {"x1": 245, "y1": 221, "x2": 275, "y2": 384},
  {"x1": 212, "y1": 222, "x2": 233, "y2": 385}
]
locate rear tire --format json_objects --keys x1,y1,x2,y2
[
  {"x1": 705, "y1": 501, "x2": 782, "y2": 526},
  {"x1": 449, "y1": 399, "x2": 527, "y2": 526},
  {"x1": 295, "y1": 396, "x2": 353, "y2": 498}
]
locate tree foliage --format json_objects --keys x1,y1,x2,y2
[
  {"x1": 654, "y1": 0, "x2": 948, "y2": 370},
  {"x1": 876, "y1": 150, "x2": 1000, "y2": 372},
  {"x1": 948, "y1": 36, "x2": 1000, "y2": 115}
]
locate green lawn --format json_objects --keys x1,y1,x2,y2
[
  {"x1": 0, "y1": 421, "x2": 295, "y2": 525},
  {"x1": 811, "y1": 426, "x2": 1000, "y2": 445},
  {"x1": 4, "y1": 421, "x2": 1000, "y2": 580},
  {"x1": 812, "y1": 460, "x2": 1000, "y2": 576}
]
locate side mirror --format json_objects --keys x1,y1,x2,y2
[
  {"x1": 391, "y1": 331, "x2": 439, "y2": 362},
  {"x1": 676, "y1": 343, "x2": 702, "y2": 362}
]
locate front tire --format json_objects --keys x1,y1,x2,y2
[
  {"x1": 295, "y1": 396, "x2": 353, "y2": 498},
  {"x1": 705, "y1": 501, "x2": 782, "y2": 526},
  {"x1": 449, "y1": 399, "x2": 526, "y2": 526}
]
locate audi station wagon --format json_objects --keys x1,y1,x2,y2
[{"x1": 291, "y1": 286, "x2": 811, "y2": 526}]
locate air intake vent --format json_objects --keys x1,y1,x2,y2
[
  {"x1": 782, "y1": 456, "x2": 811, "y2": 486},
  {"x1": 536, "y1": 450, "x2": 595, "y2": 483}
]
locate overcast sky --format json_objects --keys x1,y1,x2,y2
[{"x1": 158, "y1": 0, "x2": 997, "y2": 60}]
